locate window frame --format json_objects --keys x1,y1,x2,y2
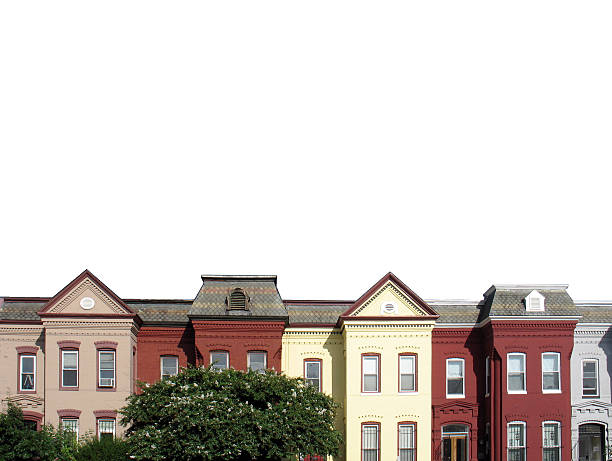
[
  {"x1": 398, "y1": 421, "x2": 416, "y2": 461},
  {"x1": 210, "y1": 350, "x2": 229, "y2": 370},
  {"x1": 398, "y1": 354, "x2": 417, "y2": 393},
  {"x1": 542, "y1": 352, "x2": 561, "y2": 394},
  {"x1": 361, "y1": 353, "x2": 381, "y2": 394},
  {"x1": 361, "y1": 422, "x2": 380, "y2": 461},
  {"x1": 97, "y1": 418, "x2": 116, "y2": 441},
  {"x1": 247, "y1": 351, "x2": 267, "y2": 373},
  {"x1": 446, "y1": 358, "x2": 465, "y2": 398},
  {"x1": 97, "y1": 349, "x2": 116, "y2": 390},
  {"x1": 582, "y1": 359, "x2": 599, "y2": 398},
  {"x1": 507, "y1": 353, "x2": 527, "y2": 394},
  {"x1": 542, "y1": 421, "x2": 561, "y2": 461},
  {"x1": 507, "y1": 421, "x2": 526, "y2": 461},
  {"x1": 60, "y1": 349, "x2": 79, "y2": 390},
  {"x1": 304, "y1": 358, "x2": 322, "y2": 392},
  {"x1": 160, "y1": 355, "x2": 179, "y2": 379},
  {"x1": 19, "y1": 354, "x2": 36, "y2": 393}
]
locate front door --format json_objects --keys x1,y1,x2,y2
[
  {"x1": 443, "y1": 435, "x2": 468, "y2": 461},
  {"x1": 579, "y1": 424, "x2": 605, "y2": 461}
]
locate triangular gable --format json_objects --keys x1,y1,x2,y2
[
  {"x1": 341, "y1": 272, "x2": 438, "y2": 320},
  {"x1": 37, "y1": 269, "x2": 135, "y2": 317}
]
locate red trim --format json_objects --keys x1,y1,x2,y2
[
  {"x1": 0, "y1": 319, "x2": 43, "y2": 325},
  {"x1": 95, "y1": 341, "x2": 118, "y2": 350},
  {"x1": 60, "y1": 348, "x2": 79, "y2": 391},
  {"x1": 57, "y1": 409, "x2": 81, "y2": 418},
  {"x1": 37, "y1": 269, "x2": 135, "y2": 315},
  {"x1": 398, "y1": 421, "x2": 417, "y2": 460},
  {"x1": 57, "y1": 340, "x2": 81, "y2": 349},
  {"x1": 361, "y1": 353, "x2": 381, "y2": 393},
  {"x1": 22, "y1": 411, "x2": 43, "y2": 431},
  {"x1": 303, "y1": 358, "x2": 323, "y2": 392},
  {"x1": 16, "y1": 346, "x2": 39, "y2": 354},
  {"x1": 361, "y1": 421, "x2": 381, "y2": 461},
  {"x1": 398, "y1": 353, "x2": 418, "y2": 393},
  {"x1": 97, "y1": 349, "x2": 117, "y2": 392},
  {"x1": 17, "y1": 353, "x2": 37, "y2": 394},
  {"x1": 94, "y1": 410, "x2": 117, "y2": 418},
  {"x1": 39, "y1": 313, "x2": 135, "y2": 319},
  {"x1": 341, "y1": 272, "x2": 439, "y2": 318}
]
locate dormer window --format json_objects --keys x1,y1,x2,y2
[
  {"x1": 525, "y1": 290, "x2": 545, "y2": 312},
  {"x1": 228, "y1": 288, "x2": 248, "y2": 310}
]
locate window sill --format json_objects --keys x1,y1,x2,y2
[
  {"x1": 360, "y1": 392, "x2": 381, "y2": 395},
  {"x1": 17, "y1": 389, "x2": 37, "y2": 394},
  {"x1": 542, "y1": 390, "x2": 562, "y2": 394},
  {"x1": 446, "y1": 395, "x2": 465, "y2": 399},
  {"x1": 508, "y1": 390, "x2": 527, "y2": 394},
  {"x1": 60, "y1": 387, "x2": 79, "y2": 391},
  {"x1": 399, "y1": 391, "x2": 419, "y2": 395},
  {"x1": 96, "y1": 387, "x2": 117, "y2": 392},
  {"x1": 582, "y1": 395, "x2": 600, "y2": 399}
]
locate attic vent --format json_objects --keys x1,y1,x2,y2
[
  {"x1": 228, "y1": 289, "x2": 248, "y2": 310},
  {"x1": 525, "y1": 290, "x2": 545, "y2": 312}
]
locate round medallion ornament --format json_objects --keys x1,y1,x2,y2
[{"x1": 80, "y1": 297, "x2": 95, "y2": 310}]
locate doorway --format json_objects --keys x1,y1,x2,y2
[
  {"x1": 579, "y1": 423, "x2": 606, "y2": 461},
  {"x1": 442, "y1": 424, "x2": 469, "y2": 461}
]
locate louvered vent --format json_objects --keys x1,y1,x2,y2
[{"x1": 228, "y1": 289, "x2": 247, "y2": 310}]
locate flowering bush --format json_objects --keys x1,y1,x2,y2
[{"x1": 120, "y1": 366, "x2": 343, "y2": 461}]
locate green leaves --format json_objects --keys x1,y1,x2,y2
[{"x1": 121, "y1": 366, "x2": 343, "y2": 461}]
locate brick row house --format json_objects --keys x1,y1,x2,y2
[{"x1": 2, "y1": 270, "x2": 611, "y2": 460}]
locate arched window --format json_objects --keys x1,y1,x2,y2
[{"x1": 227, "y1": 288, "x2": 248, "y2": 310}]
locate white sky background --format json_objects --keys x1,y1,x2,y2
[{"x1": 0, "y1": 1, "x2": 611, "y2": 302}]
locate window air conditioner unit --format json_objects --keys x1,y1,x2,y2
[{"x1": 100, "y1": 378, "x2": 114, "y2": 387}]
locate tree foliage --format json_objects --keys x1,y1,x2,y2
[{"x1": 120, "y1": 366, "x2": 343, "y2": 461}]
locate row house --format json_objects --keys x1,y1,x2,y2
[{"x1": 1, "y1": 270, "x2": 611, "y2": 461}]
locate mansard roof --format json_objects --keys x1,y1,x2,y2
[
  {"x1": 125, "y1": 299, "x2": 192, "y2": 325},
  {"x1": 284, "y1": 300, "x2": 352, "y2": 326},
  {"x1": 575, "y1": 301, "x2": 612, "y2": 324},
  {"x1": 478, "y1": 284, "x2": 580, "y2": 320},
  {"x1": 188, "y1": 275, "x2": 288, "y2": 319},
  {"x1": 0, "y1": 298, "x2": 46, "y2": 322},
  {"x1": 428, "y1": 300, "x2": 482, "y2": 324}
]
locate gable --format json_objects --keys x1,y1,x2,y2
[
  {"x1": 342, "y1": 272, "x2": 438, "y2": 320},
  {"x1": 38, "y1": 270, "x2": 134, "y2": 317}
]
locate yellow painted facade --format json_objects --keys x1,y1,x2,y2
[{"x1": 281, "y1": 281, "x2": 435, "y2": 461}]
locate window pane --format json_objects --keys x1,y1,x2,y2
[
  {"x1": 508, "y1": 424, "x2": 524, "y2": 447},
  {"x1": 543, "y1": 423, "x2": 559, "y2": 446},
  {"x1": 22, "y1": 373, "x2": 35, "y2": 390},
  {"x1": 21, "y1": 356, "x2": 34, "y2": 373},
  {"x1": 248, "y1": 352, "x2": 266, "y2": 371},
  {"x1": 100, "y1": 353, "x2": 114, "y2": 369},
  {"x1": 100, "y1": 369, "x2": 114, "y2": 379},
  {"x1": 211, "y1": 352, "x2": 228, "y2": 370},
  {"x1": 363, "y1": 375, "x2": 378, "y2": 392},
  {"x1": 447, "y1": 378, "x2": 463, "y2": 395},
  {"x1": 98, "y1": 419, "x2": 115, "y2": 440},
  {"x1": 508, "y1": 375, "x2": 525, "y2": 391},
  {"x1": 401, "y1": 375, "x2": 415, "y2": 391},
  {"x1": 363, "y1": 357, "x2": 378, "y2": 374},
  {"x1": 400, "y1": 356, "x2": 414, "y2": 374},
  {"x1": 162, "y1": 357, "x2": 178, "y2": 376},
  {"x1": 63, "y1": 370, "x2": 77, "y2": 387},
  {"x1": 543, "y1": 373, "x2": 560, "y2": 390},
  {"x1": 399, "y1": 425, "x2": 414, "y2": 449},
  {"x1": 447, "y1": 360, "x2": 463, "y2": 377},
  {"x1": 508, "y1": 355, "x2": 524, "y2": 372},
  {"x1": 583, "y1": 361, "x2": 596, "y2": 374},
  {"x1": 306, "y1": 362, "x2": 320, "y2": 379},
  {"x1": 362, "y1": 426, "x2": 378, "y2": 448},
  {"x1": 543, "y1": 354, "x2": 559, "y2": 372},
  {"x1": 63, "y1": 352, "x2": 77, "y2": 369}
]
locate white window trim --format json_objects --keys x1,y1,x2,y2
[
  {"x1": 399, "y1": 355, "x2": 417, "y2": 393},
  {"x1": 61, "y1": 418, "x2": 79, "y2": 440},
  {"x1": 247, "y1": 351, "x2": 267, "y2": 372},
  {"x1": 507, "y1": 421, "x2": 526, "y2": 461},
  {"x1": 507, "y1": 353, "x2": 527, "y2": 394},
  {"x1": 210, "y1": 351, "x2": 229, "y2": 370},
  {"x1": 582, "y1": 359, "x2": 599, "y2": 398},
  {"x1": 485, "y1": 356, "x2": 490, "y2": 397},
  {"x1": 19, "y1": 355, "x2": 36, "y2": 392},
  {"x1": 97, "y1": 418, "x2": 116, "y2": 440},
  {"x1": 361, "y1": 355, "x2": 380, "y2": 394},
  {"x1": 446, "y1": 358, "x2": 465, "y2": 398},
  {"x1": 304, "y1": 360, "x2": 321, "y2": 392},
  {"x1": 542, "y1": 352, "x2": 561, "y2": 394},
  {"x1": 98, "y1": 350, "x2": 116, "y2": 388},
  {"x1": 160, "y1": 356, "x2": 179, "y2": 378},
  {"x1": 61, "y1": 350, "x2": 79, "y2": 388},
  {"x1": 542, "y1": 421, "x2": 561, "y2": 461}
]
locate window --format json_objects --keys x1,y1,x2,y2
[
  {"x1": 61, "y1": 418, "x2": 79, "y2": 440},
  {"x1": 98, "y1": 351, "x2": 115, "y2": 388},
  {"x1": 543, "y1": 421, "x2": 561, "y2": 461},
  {"x1": 98, "y1": 419, "x2": 115, "y2": 441},
  {"x1": 507, "y1": 421, "x2": 526, "y2": 461},
  {"x1": 228, "y1": 288, "x2": 247, "y2": 310},
  {"x1": 304, "y1": 359, "x2": 321, "y2": 391},
  {"x1": 361, "y1": 423, "x2": 379, "y2": 461},
  {"x1": 446, "y1": 358, "x2": 465, "y2": 398},
  {"x1": 19, "y1": 355, "x2": 36, "y2": 392},
  {"x1": 542, "y1": 352, "x2": 560, "y2": 392},
  {"x1": 362, "y1": 354, "x2": 380, "y2": 393},
  {"x1": 582, "y1": 359, "x2": 599, "y2": 397},
  {"x1": 525, "y1": 290, "x2": 545, "y2": 312},
  {"x1": 485, "y1": 356, "x2": 490, "y2": 396},
  {"x1": 507, "y1": 353, "x2": 526, "y2": 393},
  {"x1": 398, "y1": 423, "x2": 416, "y2": 461},
  {"x1": 61, "y1": 350, "x2": 78, "y2": 388},
  {"x1": 161, "y1": 356, "x2": 179, "y2": 378},
  {"x1": 210, "y1": 351, "x2": 229, "y2": 370},
  {"x1": 247, "y1": 351, "x2": 266, "y2": 373},
  {"x1": 399, "y1": 354, "x2": 417, "y2": 392}
]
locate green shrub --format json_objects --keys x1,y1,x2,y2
[{"x1": 74, "y1": 434, "x2": 130, "y2": 461}]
